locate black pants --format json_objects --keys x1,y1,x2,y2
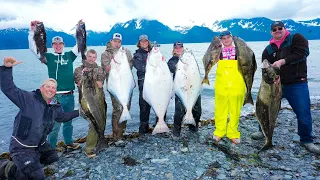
[
  {"x1": 8, "y1": 141, "x2": 58, "y2": 180},
  {"x1": 173, "y1": 95, "x2": 202, "y2": 133},
  {"x1": 138, "y1": 81, "x2": 166, "y2": 133}
]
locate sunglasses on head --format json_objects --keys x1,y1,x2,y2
[{"x1": 272, "y1": 27, "x2": 283, "y2": 32}]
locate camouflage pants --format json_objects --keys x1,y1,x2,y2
[{"x1": 110, "y1": 93, "x2": 132, "y2": 139}]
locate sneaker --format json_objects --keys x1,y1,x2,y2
[
  {"x1": 231, "y1": 138, "x2": 241, "y2": 144},
  {"x1": 251, "y1": 131, "x2": 264, "y2": 140},
  {"x1": 85, "y1": 151, "x2": 97, "y2": 158},
  {"x1": 66, "y1": 143, "x2": 81, "y2": 150},
  {"x1": 303, "y1": 143, "x2": 320, "y2": 155},
  {"x1": 0, "y1": 159, "x2": 9, "y2": 179}
]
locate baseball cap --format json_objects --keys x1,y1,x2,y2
[
  {"x1": 52, "y1": 36, "x2": 64, "y2": 44},
  {"x1": 219, "y1": 30, "x2": 232, "y2": 39},
  {"x1": 112, "y1": 33, "x2": 122, "y2": 41},
  {"x1": 270, "y1": 21, "x2": 285, "y2": 30},
  {"x1": 41, "y1": 78, "x2": 57, "y2": 87},
  {"x1": 139, "y1": 34, "x2": 148, "y2": 41},
  {"x1": 173, "y1": 41, "x2": 183, "y2": 48}
]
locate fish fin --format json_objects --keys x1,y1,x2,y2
[
  {"x1": 119, "y1": 106, "x2": 131, "y2": 123},
  {"x1": 96, "y1": 138, "x2": 109, "y2": 153},
  {"x1": 258, "y1": 139, "x2": 273, "y2": 152},
  {"x1": 243, "y1": 93, "x2": 254, "y2": 105},
  {"x1": 182, "y1": 110, "x2": 196, "y2": 125},
  {"x1": 152, "y1": 120, "x2": 170, "y2": 135},
  {"x1": 202, "y1": 77, "x2": 210, "y2": 85}
]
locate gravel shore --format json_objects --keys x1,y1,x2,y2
[{"x1": 44, "y1": 102, "x2": 320, "y2": 180}]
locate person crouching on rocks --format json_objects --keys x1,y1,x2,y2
[
  {"x1": 167, "y1": 41, "x2": 202, "y2": 138},
  {"x1": 74, "y1": 49, "x2": 105, "y2": 158},
  {"x1": 0, "y1": 57, "x2": 79, "y2": 180}
]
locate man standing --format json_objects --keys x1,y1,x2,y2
[
  {"x1": 251, "y1": 21, "x2": 320, "y2": 154},
  {"x1": 101, "y1": 33, "x2": 133, "y2": 139},
  {"x1": 28, "y1": 20, "x2": 81, "y2": 150},
  {"x1": 0, "y1": 57, "x2": 79, "y2": 179}
]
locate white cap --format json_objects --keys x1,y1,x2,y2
[{"x1": 112, "y1": 33, "x2": 122, "y2": 41}]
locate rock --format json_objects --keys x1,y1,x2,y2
[
  {"x1": 115, "y1": 140, "x2": 126, "y2": 147},
  {"x1": 196, "y1": 168, "x2": 206, "y2": 177},
  {"x1": 80, "y1": 162, "x2": 86, "y2": 166},
  {"x1": 301, "y1": 172, "x2": 308, "y2": 177},
  {"x1": 230, "y1": 169, "x2": 238, "y2": 177},
  {"x1": 270, "y1": 175, "x2": 283, "y2": 180},
  {"x1": 181, "y1": 147, "x2": 188, "y2": 153},
  {"x1": 217, "y1": 173, "x2": 227, "y2": 179},
  {"x1": 307, "y1": 176, "x2": 315, "y2": 180},
  {"x1": 284, "y1": 175, "x2": 292, "y2": 180},
  {"x1": 150, "y1": 158, "x2": 169, "y2": 164},
  {"x1": 165, "y1": 173, "x2": 173, "y2": 180},
  {"x1": 171, "y1": 150, "x2": 178, "y2": 155},
  {"x1": 292, "y1": 134, "x2": 300, "y2": 142}
]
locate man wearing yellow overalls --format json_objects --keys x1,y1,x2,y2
[{"x1": 213, "y1": 31, "x2": 246, "y2": 144}]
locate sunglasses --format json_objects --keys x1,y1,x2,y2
[{"x1": 272, "y1": 27, "x2": 283, "y2": 32}]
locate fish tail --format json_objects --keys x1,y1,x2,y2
[
  {"x1": 259, "y1": 138, "x2": 273, "y2": 152},
  {"x1": 96, "y1": 137, "x2": 108, "y2": 153},
  {"x1": 119, "y1": 106, "x2": 132, "y2": 123},
  {"x1": 182, "y1": 110, "x2": 196, "y2": 125},
  {"x1": 202, "y1": 76, "x2": 210, "y2": 85},
  {"x1": 152, "y1": 118, "x2": 170, "y2": 135},
  {"x1": 243, "y1": 93, "x2": 254, "y2": 105}
]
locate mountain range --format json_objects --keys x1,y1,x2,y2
[{"x1": 0, "y1": 17, "x2": 320, "y2": 50}]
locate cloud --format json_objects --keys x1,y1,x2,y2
[{"x1": 0, "y1": 0, "x2": 319, "y2": 31}]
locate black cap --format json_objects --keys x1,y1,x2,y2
[
  {"x1": 173, "y1": 41, "x2": 183, "y2": 48},
  {"x1": 271, "y1": 21, "x2": 285, "y2": 30},
  {"x1": 219, "y1": 30, "x2": 232, "y2": 39}
]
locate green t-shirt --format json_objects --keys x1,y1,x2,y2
[{"x1": 45, "y1": 51, "x2": 77, "y2": 91}]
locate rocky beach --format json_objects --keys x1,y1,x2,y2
[{"x1": 36, "y1": 100, "x2": 320, "y2": 180}]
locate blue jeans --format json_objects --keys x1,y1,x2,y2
[
  {"x1": 47, "y1": 93, "x2": 75, "y2": 148},
  {"x1": 258, "y1": 82, "x2": 313, "y2": 143}
]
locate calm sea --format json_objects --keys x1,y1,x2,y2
[{"x1": 1, "y1": 40, "x2": 320, "y2": 152}]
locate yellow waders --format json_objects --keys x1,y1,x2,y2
[{"x1": 213, "y1": 60, "x2": 246, "y2": 139}]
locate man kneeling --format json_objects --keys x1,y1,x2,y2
[{"x1": 0, "y1": 57, "x2": 79, "y2": 179}]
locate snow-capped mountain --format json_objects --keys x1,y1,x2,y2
[{"x1": 1, "y1": 17, "x2": 320, "y2": 50}]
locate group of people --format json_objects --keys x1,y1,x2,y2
[{"x1": 0, "y1": 20, "x2": 319, "y2": 179}]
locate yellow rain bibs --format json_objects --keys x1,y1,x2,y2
[{"x1": 213, "y1": 60, "x2": 246, "y2": 139}]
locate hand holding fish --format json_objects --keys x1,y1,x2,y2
[
  {"x1": 272, "y1": 59, "x2": 286, "y2": 68},
  {"x1": 30, "y1": 20, "x2": 41, "y2": 31},
  {"x1": 3, "y1": 57, "x2": 22, "y2": 67}
]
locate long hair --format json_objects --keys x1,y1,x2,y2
[{"x1": 136, "y1": 40, "x2": 152, "y2": 50}]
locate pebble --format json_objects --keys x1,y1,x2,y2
[
  {"x1": 217, "y1": 174, "x2": 227, "y2": 180},
  {"x1": 270, "y1": 175, "x2": 283, "y2": 180},
  {"x1": 292, "y1": 134, "x2": 300, "y2": 142},
  {"x1": 42, "y1": 107, "x2": 320, "y2": 180},
  {"x1": 165, "y1": 173, "x2": 173, "y2": 180},
  {"x1": 181, "y1": 147, "x2": 188, "y2": 153},
  {"x1": 301, "y1": 172, "x2": 308, "y2": 177},
  {"x1": 150, "y1": 158, "x2": 169, "y2": 164},
  {"x1": 284, "y1": 175, "x2": 292, "y2": 179}
]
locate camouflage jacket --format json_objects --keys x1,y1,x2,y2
[
  {"x1": 101, "y1": 42, "x2": 133, "y2": 82},
  {"x1": 74, "y1": 61, "x2": 105, "y2": 85}
]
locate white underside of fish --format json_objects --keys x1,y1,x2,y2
[
  {"x1": 143, "y1": 47, "x2": 173, "y2": 134},
  {"x1": 174, "y1": 50, "x2": 202, "y2": 125},
  {"x1": 107, "y1": 47, "x2": 135, "y2": 123}
]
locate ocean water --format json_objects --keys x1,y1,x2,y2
[{"x1": 1, "y1": 40, "x2": 320, "y2": 152}]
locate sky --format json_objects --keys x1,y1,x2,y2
[{"x1": 0, "y1": 0, "x2": 319, "y2": 32}]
